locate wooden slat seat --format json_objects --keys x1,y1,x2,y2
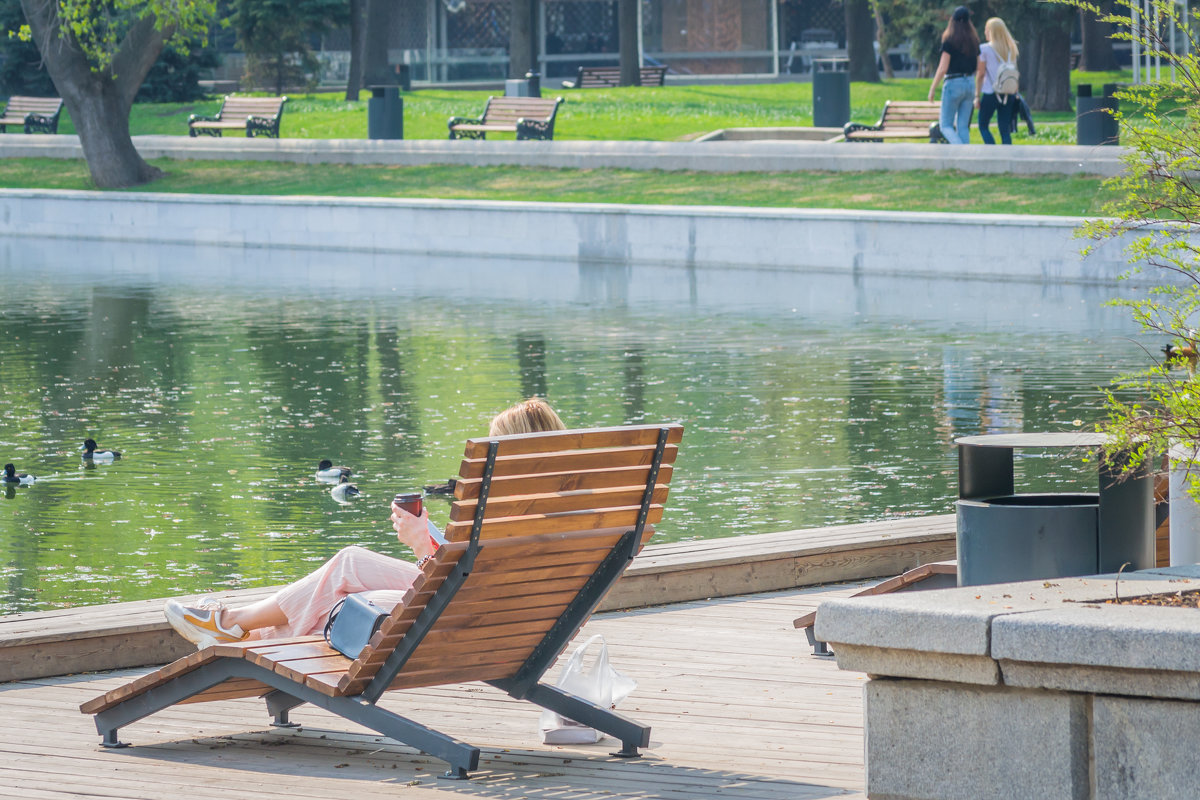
[
  {"x1": 562, "y1": 65, "x2": 668, "y2": 88},
  {"x1": 82, "y1": 423, "x2": 682, "y2": 779},
  {"x1": 843, "y1": 100, "x2": 946, "y2": 143},
  {"x1": 0, "y1": 96, "x2": 63, "y2": 134},
  {"x1": 448, "y1": 96, "x2": 564, "y2": 141},
  {"x1": 189, "y1": 95, "x2": 288, "y2": 138}
]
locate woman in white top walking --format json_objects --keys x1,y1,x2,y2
[{"x1": 974, "y1": 17, "x2": 1019, "y2": 145}]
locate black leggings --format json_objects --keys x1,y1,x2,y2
[{"x1": 978, "y1": 93, "x2": 1014, "y2": 145}]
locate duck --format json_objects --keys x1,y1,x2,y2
[
  {"x1": 330, "y1": 475, "x2": 361, "y2": 503},
  {"x1": 423, "y1": 478, "x2": 458, "y2": 495},
  {"x1": 3, "y1": 463, "x2": 35, "y2": 485},
  {"x1": 82, "y1": 438, "x2": 121, "y2": 461},
  {"x1": 1165, "y1": 343, "x2": 1200, "y2": 372},
  {"x1": 316, "y1": 459, "x2": 352, "y2": 482}
]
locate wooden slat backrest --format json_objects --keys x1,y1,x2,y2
[
  {"x1": 574, "y1": 66, "x2": 667, "y2": 87},
  {"x1": 2, "y1": 96, "x2": 62, "y2": 117},
  {"x1": 218, "y1": 96, "x2": 287, "y2": 119},
  {"x1": 482, "y1": 96, "x2": 560, "y2": 123},
  {"x1": 335, "y1": 424, "x2": 681, "y2": 696},
  {"x1": 880, "y1": 100, "x2": 940, "y2": 127}
]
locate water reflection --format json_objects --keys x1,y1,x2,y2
[{"x1": 0, "y1": 248, "x2": 1151, "y2": 613}]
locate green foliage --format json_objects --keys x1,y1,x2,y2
[
  {"x1": 231, "y1": 0, "x2": 345, "y2": 93},
  {"x1": 1066, "y1": 0, "x2": 1200, "y2": 487},
  {"x1": 0, "y1": 0, "x2": 54, "y2": 94},
  {"x1": 52, "y1": 0, "x2": 216, "y2": 73},
  {"x1": 136, "y1": 39, "x2": 219, "y2": 101}
]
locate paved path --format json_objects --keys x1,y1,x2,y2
[{"x1": 2, "y1": 133, "x2": 1128, "y2": 175}]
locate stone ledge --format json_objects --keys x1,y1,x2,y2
[{"x1": 815, "y1": 573, "x2": 1188, "y2": 668}]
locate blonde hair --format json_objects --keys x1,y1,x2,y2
[
  {"x1": 488, "y1": 398, "x2": 567, "y2": 437},
  {"x1": 985, "y1": 17, "x2": 1018, "y2": 64}
]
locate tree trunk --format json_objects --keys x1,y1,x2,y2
[
  {"x1": 1030, "y1": 13, "x2": 1073, "y2": 111},
  {"x1": 1079, "y1": 2, "x2": 1118, "y2": 72},
  {"x1": 364, "y1": 0, "x2": 393, "y2": 84},
  {"x1": 20, "y1": 0, "x2": 167, "y2": 188},
  {"x1": 618, "y1": 0, "x2": 639, "y2": 85},
  {"x1": 875, "y1": 5, "x2": 893, "y2": 80},
  {"x1": 70, "y1": 81, "x2": 162, "y2": 188},
  {"x1": 346, "y1": 0, "x2": 367, "y2": 100},
  {"x1": 509, "y1": 0, "x2": 534, "y2": 78},
  {"x1": 844, "y1": 0, "x2": 879, "y2": 83}
]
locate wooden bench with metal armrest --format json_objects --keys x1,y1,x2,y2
[
  {"x1": 844, "y1": 100, "x2": 947, "y2": 143},
  {"x1": 562, "y1": 65, "x2": 668, "y2": 88},
  {"x1": 188, "y1": 95, "x2": 288, "y2": 138},
  {"x1": 448, "y1": 96, "x2": 564, "y2": 140},
  {"x1": 0, "y1": 96, "x2": 64, "y2": 134}
]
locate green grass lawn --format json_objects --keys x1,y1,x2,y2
[
  {"x1": 0, "y1": 157, "x2": 1111, "y2": 216},
  {"x1": 92, "y1": 70, "x2": 1131, "y2": 142},
  {"x1": 5, "y1": 73, "x2": 1132, "y2": 213}
]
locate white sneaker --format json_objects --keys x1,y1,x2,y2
[{"x1": 164, "y1": 597, "x2": 247, "y2": 647}]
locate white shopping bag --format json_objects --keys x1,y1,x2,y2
[{"x1": 539, "y1": 634, "x2": 637, "y2": 744}]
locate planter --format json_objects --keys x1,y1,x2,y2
[{"x1": 815, "y1": 566, "x2": 1200, "y2": 800}]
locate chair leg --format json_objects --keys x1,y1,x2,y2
[
  {"x1": 264, "y1": 690, "x2": 304, "y2": 727},
  {"x1": 518, "y1": 681, "x2": 651, "y2": 757},
  {"x1": 90, "y1": 659, "x2": 480, "y2": 777}
]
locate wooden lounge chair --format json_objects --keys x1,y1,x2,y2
[{"x1": 81, "y1": 423, "x2": 683, "y2": 779}]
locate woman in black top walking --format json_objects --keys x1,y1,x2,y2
[{"x1": 927, "y1": 6, "x2": 981, "y2": 144}]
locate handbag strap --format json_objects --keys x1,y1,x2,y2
[{"x1": 323, "y1": 596, "x2": 348, "y2": 646}]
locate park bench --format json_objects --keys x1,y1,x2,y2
[
  {"x1": 448, "y1": 96, "x2": 564, "y2": 140},
  {"x1": 82, "y1": 423, "x2": 683, "y2": 779},
  {"x1": 843, "y1": 100, "x2": 946, "y2": 143},
  {"x1": 562, "y1": 65, "x2": 668, "y2": 88},
  {"x1": 0, "y1": 96, "x2": 64, "y2": 134},
  {"x1": 188, "y1": 95, "x2": 288, "y2": 138}
]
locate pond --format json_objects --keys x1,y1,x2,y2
[{"x1": 0, "y1": 248, "x2": 1151, "y2": 613}]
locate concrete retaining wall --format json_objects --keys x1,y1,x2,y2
[{"x1": 0, "y1": 189, "x2": 1142, "y2": 285}]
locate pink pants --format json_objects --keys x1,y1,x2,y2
[{"x1": 255, "y1": 545, "x2": 422, "y2": 640}]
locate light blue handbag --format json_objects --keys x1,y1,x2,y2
[{"x1": 323, "y1": 594, "x2": 389, "y2": 658}]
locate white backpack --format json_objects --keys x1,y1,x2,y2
[{"x1": 993, "y1": 56, "x2": 1020, "y2": 97}]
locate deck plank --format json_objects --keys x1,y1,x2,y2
[{"x1": 3, "y1": 583, "x2": 870, "y2": 799}]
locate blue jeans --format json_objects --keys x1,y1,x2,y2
[
  {"x1": 978, "y1": 93, "x2": 1013, "y2": 145},
  {"x1": 939, "y1": 76, "x2": 974, "y2": 144}
]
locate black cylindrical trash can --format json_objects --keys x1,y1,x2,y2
[
  {"x1": 525, "y1": 71, "x2": 541, "y2": 97},
  {"x1": 813, "y1": 69, "x2": 850, "y2": 128},
  {"x1": 1076, "y1": 83, "x2": 1119, "y2": 146},
  {"x1": 368, "y1": 87, "x2": 403, "y2": 140},
  {"x1": 956, "y1": 494, "x2": 1100, "y2": 586}
]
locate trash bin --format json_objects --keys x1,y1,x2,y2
[
  {"x1": 812, "y1": 62, "x2": 850, "y2": 128},
  {"x1": 955, "y1": 432, "x2": 1155, "y2": 587},
  {"x1": 1077, "y1": 83, "x2": 1119, "y2": 146},
  {"x1": 506, "y1": 72, "x2": 542, "y2": 97},
  {"x1": 367, "y1": 86, "x2": 403, "y2": 140},
  {"x1": 957, "y1": 494, "x2": 1100, "y2": 586}
]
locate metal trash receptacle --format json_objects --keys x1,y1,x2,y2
[
  {"x1": 812, "y1": 61, "x2": 850, "y2": 128},
  {"x1": 367, "y1": 86, "x2": 403, "y2": 140},
  {"x1": 957, "y1": 494, "x2": 1100, "y2": 586},
  {"x1": 506, "y1": 72, "x2": 542, "y2": 97},
  {"x1": 1077, "y1": 83, "x2": 1119, "y2": 146}
]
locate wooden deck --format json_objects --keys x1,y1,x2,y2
[
  {"x1": 1, "y1": 583, "x2": 870, "y2": 799},
  {"x1": 0, "y1": 514, "x2": 957, "y2": 683}
]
